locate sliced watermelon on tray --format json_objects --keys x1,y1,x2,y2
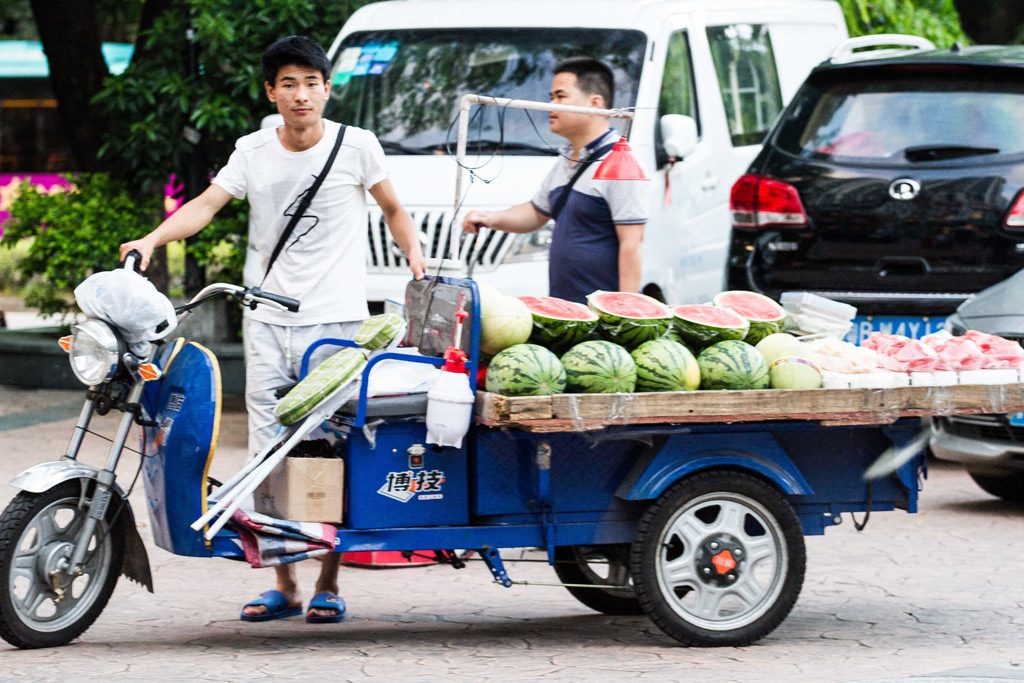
[
  {"x1": 587, "y1": 291, "x2": 672, "y2": 350},
  {"x1": 519, "y1": 296, "x2": 599, "y2": 351},
  {"x1": 672, "y1": 304, "x2": 749, "y2": 349},
  {"x1": 712, "y1": 290, "x2": 787, "y2": 345}
]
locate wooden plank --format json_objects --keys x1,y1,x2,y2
[
  {"x1": 475, "y1": 393, "x2": 552, "y2": 426},
  {"x1": 475, "y1": 383, "x2": 1024, "y2": 431}
]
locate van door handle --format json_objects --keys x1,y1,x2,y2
[{"x1": 700, "y1": 176, "x2": 720, "y2": 191}]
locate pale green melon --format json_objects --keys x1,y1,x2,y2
[
  {"x1": 769, "y1": 356, "x2": 823, "y2": 390},
  {"x1": 755, "y1": 333, "x2": 811, "y2": 365}
]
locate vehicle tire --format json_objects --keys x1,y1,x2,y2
[
  {"x1": 967, "y1": 470, "x2": 1024, "y2": 503},
  {"x1": 0, "y1": 481, "x2": 124, "y2": 649},
  {"x1": 631, "y1": 471, "x2": 805, "y2": 647},
  {"x1": 553, "y1": 545, "x2": 644, "y2": 615}
]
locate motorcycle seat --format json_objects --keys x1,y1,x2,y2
[{"x1": 337, "y1": 393, "x2": 429, "y2": 419}]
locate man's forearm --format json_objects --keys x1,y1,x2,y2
[
  {"x1": 618, "y1": 238, "x2": 643, "y2": 292},
  {"x1": 485, "y1": 202, "x2": 548, "y2": 234},
  {"x1": 148, "y1": 194, "x2": 222, "y2": 247},
  {"x1": 383, "y1": 206, "x2": 421, "y2": 258}
]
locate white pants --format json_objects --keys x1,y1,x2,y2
[{"x1": 243, "y1": 318, "x2": 362, "y2": 457}]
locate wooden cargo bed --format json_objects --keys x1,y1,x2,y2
[{"x1": 475, "y1": 383, "x2": 1024, "y2": 432}]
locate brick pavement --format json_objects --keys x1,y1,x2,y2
[{"x1": 0, "y1": 386, "x2": 1021, "y2": 682}]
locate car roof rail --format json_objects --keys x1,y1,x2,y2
[{"x1": 828, "y1": 34, "x2": 936, "y2": 63}]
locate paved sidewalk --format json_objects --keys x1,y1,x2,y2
[{"x1": 0, "y1": 387, "x2": 1022, "y2": 682}]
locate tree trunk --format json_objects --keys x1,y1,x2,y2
[
  {"x1": 28, "y1": 0, "x2": 108, "y2": 171},
  {"x1": 954, "y1": 0, "x2": 1024, "y2": 44}
]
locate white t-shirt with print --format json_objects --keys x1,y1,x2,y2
[{"x1": 212, "y1": 119, "x2": 386, "y2": 326}]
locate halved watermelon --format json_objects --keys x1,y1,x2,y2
[
  {"x1": 712, "y1": 291, "x2": 787, "y2": 345},
  {"x1": 518, "y1": 296, "x2": 599, "y2": 352},
  {"x1": 587, "y1": 291, "x2": 673, "y2": 350},
  {"x1": 672, "y1": 304, "x2": 749, "y2": 349}
]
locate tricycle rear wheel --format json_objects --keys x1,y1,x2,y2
[
  {"x1": 631, "y1": 471, "x2": 805, "y2": 647},
  {"x1": 553, "y1": 545, "x2": 643, "y2": 615}
]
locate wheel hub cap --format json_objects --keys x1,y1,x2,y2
[
  {"x1": 696, "y1": 534, "x2": 744, "y2": 586},
  {"x1": 40, "y1": 541, "x2": 73, "y2": 592}
]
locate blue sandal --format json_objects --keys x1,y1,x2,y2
[
  {"x1": 306, "y1": 592, "x2": 346, "y2": 623},
  {"x1": 240, "y1": 590, "x2": 303, "y2": 622}
]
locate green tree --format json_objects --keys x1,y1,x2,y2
[
  {"x1": 94, "y1": 0, "x2": 372, "y2": 294},
  {"x1": 5, "y1": 0, "x2": 373, "y2": 316},
  {"x1": 3, "y1": 175, "x2": 160, "y2": 318},
  {"x1": 838, "y1": 0, "x2": 968, "y2": 46}
]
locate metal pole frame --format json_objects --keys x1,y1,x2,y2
[{"x1": 452, "y1": 94, "x2": 635, "y2": 263}]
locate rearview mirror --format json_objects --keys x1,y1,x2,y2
[
  {"x1": 260, "y1": 114, "x2": 284, "y2": 130},
  {"x1": 660, "y1": 114, "x2": 698, "y2": 159}
]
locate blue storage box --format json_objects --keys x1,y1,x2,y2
[{"x1": 342, "y1": 420, "x2": 468, "y2": 529}]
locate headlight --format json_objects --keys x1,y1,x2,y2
[
  {"x1": 505, "y1": 223, "x2": 553, "y2": 263},
  {"x1": 943, "y1": 313, "x2": 967, "y2": 336},
  {"x1": 69, "y1": 319, "x2": 122, "y2": 386}
]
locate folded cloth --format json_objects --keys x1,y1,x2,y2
[{"x1": 229, "y1": 509, "x2": 337, "y2": 568}]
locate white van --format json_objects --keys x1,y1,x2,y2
[{"x1": 323, "y1": 0, "x2": 848, "y2": 306}]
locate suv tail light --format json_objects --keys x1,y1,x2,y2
[
  {"x1": 1005, "y1": 190, "x2": 1024, "y2": 230},
  {"x1": 730, "y1": 174, "x2": 809, "y2": 230}
]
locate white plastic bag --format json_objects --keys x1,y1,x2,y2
[
  {"x1": 74, "y1": 269, "x2": 177, "y2": 351},
  {"x1": 366, "y1": 348, "x2": 440, "y2": 397}
]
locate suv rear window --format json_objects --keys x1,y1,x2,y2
[{"x1": 776, "y1": 69, "x2": 1024, "y2": 163}]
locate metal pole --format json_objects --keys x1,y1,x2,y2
[{"x1": 452, "y1": 94, "x2": 635, "y2": 264}]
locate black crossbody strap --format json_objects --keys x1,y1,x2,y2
[
  {"x1": 550, "y1": 140, "x2": 617, "y2": 221},
  {"x1": 262, "y1": 124, "x2": 347, "y2": 284}
]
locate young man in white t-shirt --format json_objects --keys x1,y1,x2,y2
[{"x1": 120, "y1": 36, "x2": 424, "y2": 624}]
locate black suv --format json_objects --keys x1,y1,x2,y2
[{"x1": 727, "y1": 45, "x2": 1024, "y2": 318}]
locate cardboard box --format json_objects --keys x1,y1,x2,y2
[{"x1": 255, "y1": 456, "x2": 344, "y2": 523}]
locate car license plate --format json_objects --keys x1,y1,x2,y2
[
  {"x1": 1008, "y1": 412, "x2": 1024, "y2": 427},
  {"x1": 845, "y1": 315, "x2": 947, "y2": 345}
]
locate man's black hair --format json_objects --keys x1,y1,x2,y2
[
  {"x1": 261, "y1": 35, "x2": 332, "y2": 85},
  {"x1": 554, "y1": 57, "x2": 615, "y2": 108}
]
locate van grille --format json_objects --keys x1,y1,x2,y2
[
  {"x1": 365, "y1": 208, "x2": 515, "y2": 274},
  {"x1": 939, "y1": 415, "x2": 1024, "y2": 443}
]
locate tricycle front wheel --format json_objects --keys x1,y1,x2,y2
[
  {"x1": 0, "y1": 482, "x2": 123, "y2": 649},
  {"x1": 631, "y1": 471, "x2": 805, "y2": 647}
]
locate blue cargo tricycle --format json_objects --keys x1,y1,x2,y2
[{"x1": 0, "y1": 273, "x2": 941, "y2": 649}]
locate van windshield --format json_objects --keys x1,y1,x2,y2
[
  {"x1": 325, "y1": 28, "x2": 647, "y2": 155},
  {"x1": 776, "y1": 70, "x2": 1024, "y2": 163}
]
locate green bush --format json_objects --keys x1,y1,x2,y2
[{"x1": 1, "y1": 175, "x2": 161, "y2": 318}]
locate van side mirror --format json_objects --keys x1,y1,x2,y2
[
  {"x1": 260, "y1": 114, "x2": 284, "y2": 130},
  {"x1": 660, "y1": 114, "x2": 698, "y2": 159}
]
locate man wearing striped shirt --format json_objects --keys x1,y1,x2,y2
[{"x1": 462, "y1": 57, "x2": 649, "y2": 304}]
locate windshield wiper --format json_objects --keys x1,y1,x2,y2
[
  {"x1": 379, "y1": 140, "x2": 438, "y2": 155},
  {"x1": 902, "y1": 145, "x2": 1000, "y2": 162},
  {"x1": 465, "y1": 140, "x2": 556, "y2": 155}
]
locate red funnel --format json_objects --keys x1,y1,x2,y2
[{"x1": 593, "y1": 137, "x2": 648, "y2": 181}]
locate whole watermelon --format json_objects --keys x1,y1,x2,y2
[
  {"x1": 485, "y1": 343, "x2": 567, "y2": 396},
  {"x1": 631, "y1": 339, "x2": 701, "y2": 392},
  {"x1": 697, "y1": 340, "x2": 770, "y2": 390},
  {"x1": 561, "y1": 340, "x2": 636, "y2": 393}
]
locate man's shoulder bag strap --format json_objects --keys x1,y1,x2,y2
[
  {"x1": 549, "y1": 140, "x2": 617, "y2": 222},
  {"x1": 262, "y1": 124, "x2": 347, "y2": 284}
]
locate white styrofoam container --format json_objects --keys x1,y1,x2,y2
[
  {"x1": 957, "y1": 369, "x2": 1019, "y2": 386},
  {"x1": 780, "y1": 291, "x2": 857, "y2": 321},
  {"x1": 847, "y1": 371, "x2": 905, "y2": 388},
  {"x1": 821, "y1": 370, "x2": 852, "y2": 389}
]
